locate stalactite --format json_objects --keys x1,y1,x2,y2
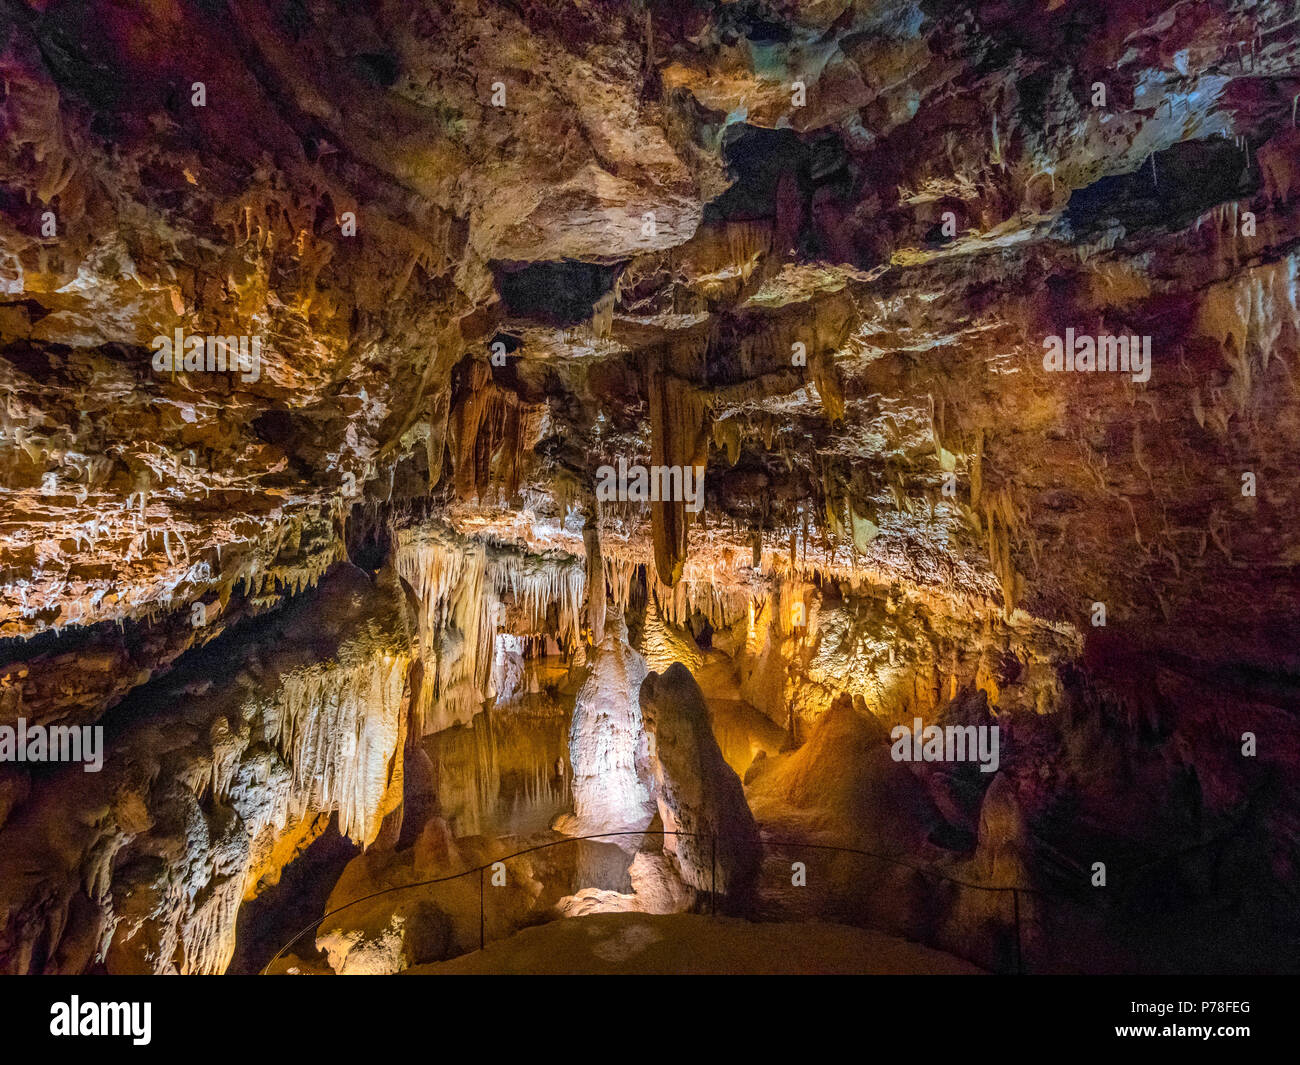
[
  {"x1": 488, "y1": 550, "x2": 586, "y2": 646},
  {"x1": 1196, "y1": 254, "x2": 1300, "y2": 428},
  {"x1": 396, "y1": 523, "x2": 594, "y2": 730},
  {"x1": 589, "y1": 289, "x2": 615, "y2": 340},
  {"x1": 981, "y1": 486, "x2": 1020, "y2": 618},
  {"x1": 810, "y1": 344, "x2": 845, "y2": 424},
  {"x1": 724, "y1": 220, "x2": 769, "y2": 270},
  {"x1": 712, "y1": 416, "x2": 743, "y2": 466},
  {"x1": 273, "y1": 651, "x2": 409, "y2": 846},
  {"x1": 583, "y1": 519, "x2": 606, "y2": 644},
  {"x1": 394, "y1": 526, "x2": 494, "y2": 732},
  {"x1": 426, "y1": 389, "x2": 450, "y2": 490},
  {"x1": 970, "y1": 427, "x2": 985, "y2": 506},
  {"x1": 849, "y1": 501, "x2": 880, "y2": 552},
  {"x1": 602, "y1": 554, "x2": 641, "y2": 613},
  {"x1": 645, "y1": 351, "x2": 710, "y2": 587},
  {"x1": 448, "y1": 360, "x2": 528, "y2": 502},
  {"x1": 181, "y1": 877, "x2": 246, "y2": 977},
  {"x1": 649, "y1": 576, "x2": 752, "y2": 631},
  {"x1": 928, "y1": 393, "x2": 956, "y2": 471}
]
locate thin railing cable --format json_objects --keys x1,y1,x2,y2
[
  {"x1": 261, "y1": 828, "x2": 1035, "y2": 974},
  {"x1": 261, "y1": 787, "x2": 1262, "y2": 974},
  {"x1": 756, "y1": 837, "x2": 1043, "y2": 894},
  {"x1": 263, "y1": 830, "x2": 709, "y2": 974}
]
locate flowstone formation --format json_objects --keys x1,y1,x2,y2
[
  {"x1": 0, "y1": 563, "x2": 413, "y2": 974},
  {"x1": 559, "y1": 617, "x2": 655, "y2": 838},
  {"x1": 2, "y1": 0, "x2": 1299, "y2": 977}
]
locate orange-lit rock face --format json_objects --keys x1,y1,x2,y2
[
  {"x1": 2, "y1": 0, "x2": 1300, "y2": 977},
  {"x1": 4, "y1": 0, "x2": 1298, "y2": 656}
]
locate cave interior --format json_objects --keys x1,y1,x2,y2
[{"x1": 1, "y1": 0, "x2": 1299, "y2": 977}]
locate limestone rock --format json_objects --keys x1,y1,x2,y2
[
  {"x1": 559, "y1": 618, "x2": 656, "y2": 838},
  {"x1": 639, "y1": 663, "x2": 760, "y2": 906},
  {"x1": 0, "y1": 564, "x2": 413, "y2": 974}
]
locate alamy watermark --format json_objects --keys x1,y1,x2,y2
[
  {"x1": 50, "y1": 997, "x2": 150, "y2": 1045},
  {"x1": 595, "y1": 458, "x2": 705, "y2": 513},
  {"x1": 890, "y1": 718, "x2": 999, "y2": 773},
  {"x1": 0, "y1": 718, "x2": 103, "y2": 772},
  {"x1": 151, "y1": 327, "x2": 262, "y2": 382},
  {"x1": 1042, "y1": 329, "x2": 1151, "y2": 383}
]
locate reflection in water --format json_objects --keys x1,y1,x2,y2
[
  {"x1": 424, "y1": 657, "x2": 780, "y2": 838},
  {"x1": 424, "y1": 689, "x2": 574, "y2": 837}
]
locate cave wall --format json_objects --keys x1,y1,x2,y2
[{"x1": 2, "y1": 0, "x2": 1299, "y2": 974}]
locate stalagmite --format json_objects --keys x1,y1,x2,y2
[
  {"x1": 558, "y1": 615, "x2": 655, "y2": 836},
  {"x1": 640, "y1": 663, "x2": 760, "y2": 905},
  {"x1": 642, "y1": 594, "x2": 705, "y2": 675}
]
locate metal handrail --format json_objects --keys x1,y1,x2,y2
[{"x1": 261, "y1": 827, "x2": 1037, "y2": 975}]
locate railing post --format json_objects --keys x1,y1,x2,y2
[
  {"x1": 711, "y1": 830, "x2": 717, "y2": 915},
  {"x1": 1012, "y1": 888, "x2": 1023, "y2": 975},
  {"x1": 264, "y1": 829, "x2": 1042, "y2": 974}
]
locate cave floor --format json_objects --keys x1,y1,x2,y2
[{"x1": 404, "y1": 912, "x2": 986, "y2": 975}]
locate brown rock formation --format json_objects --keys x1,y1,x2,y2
[
  {"x1": 640, "y1": 662, "x2": 761, "y2": 905},
  {"x1": 1, "y1": 0, "x2": 1299, "y2": 976}
]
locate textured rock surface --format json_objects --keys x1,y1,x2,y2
[
  {"x1": 640, "y1": 662, "x2": 761, "y2": 903},
  {"x1": 4, "y1": 0, "x2": 1299, "y2": 671},
  {"x1": 0, "y1": 563, "x2": 412, "y2": 973},
  {"x1": 2, "y1": 0, "x2": 1300, "y2": 974}
]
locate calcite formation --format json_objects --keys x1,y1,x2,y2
[
  {"x1": 1, "y1": 0, "x2": 1299, "y2": 976},
  {"x1": 640, "y1": 663, "x2": 761, "y2": 902},
  {"x1": 560, "y1": 618, "x2": 656, "y2": 837},
  {"x1": 0, "y1": 563, "x2": 412, "y2": 974}
]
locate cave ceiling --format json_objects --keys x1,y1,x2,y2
[{"x1": 3, "y1": 0, "x2": 1299, "y2": 715}]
